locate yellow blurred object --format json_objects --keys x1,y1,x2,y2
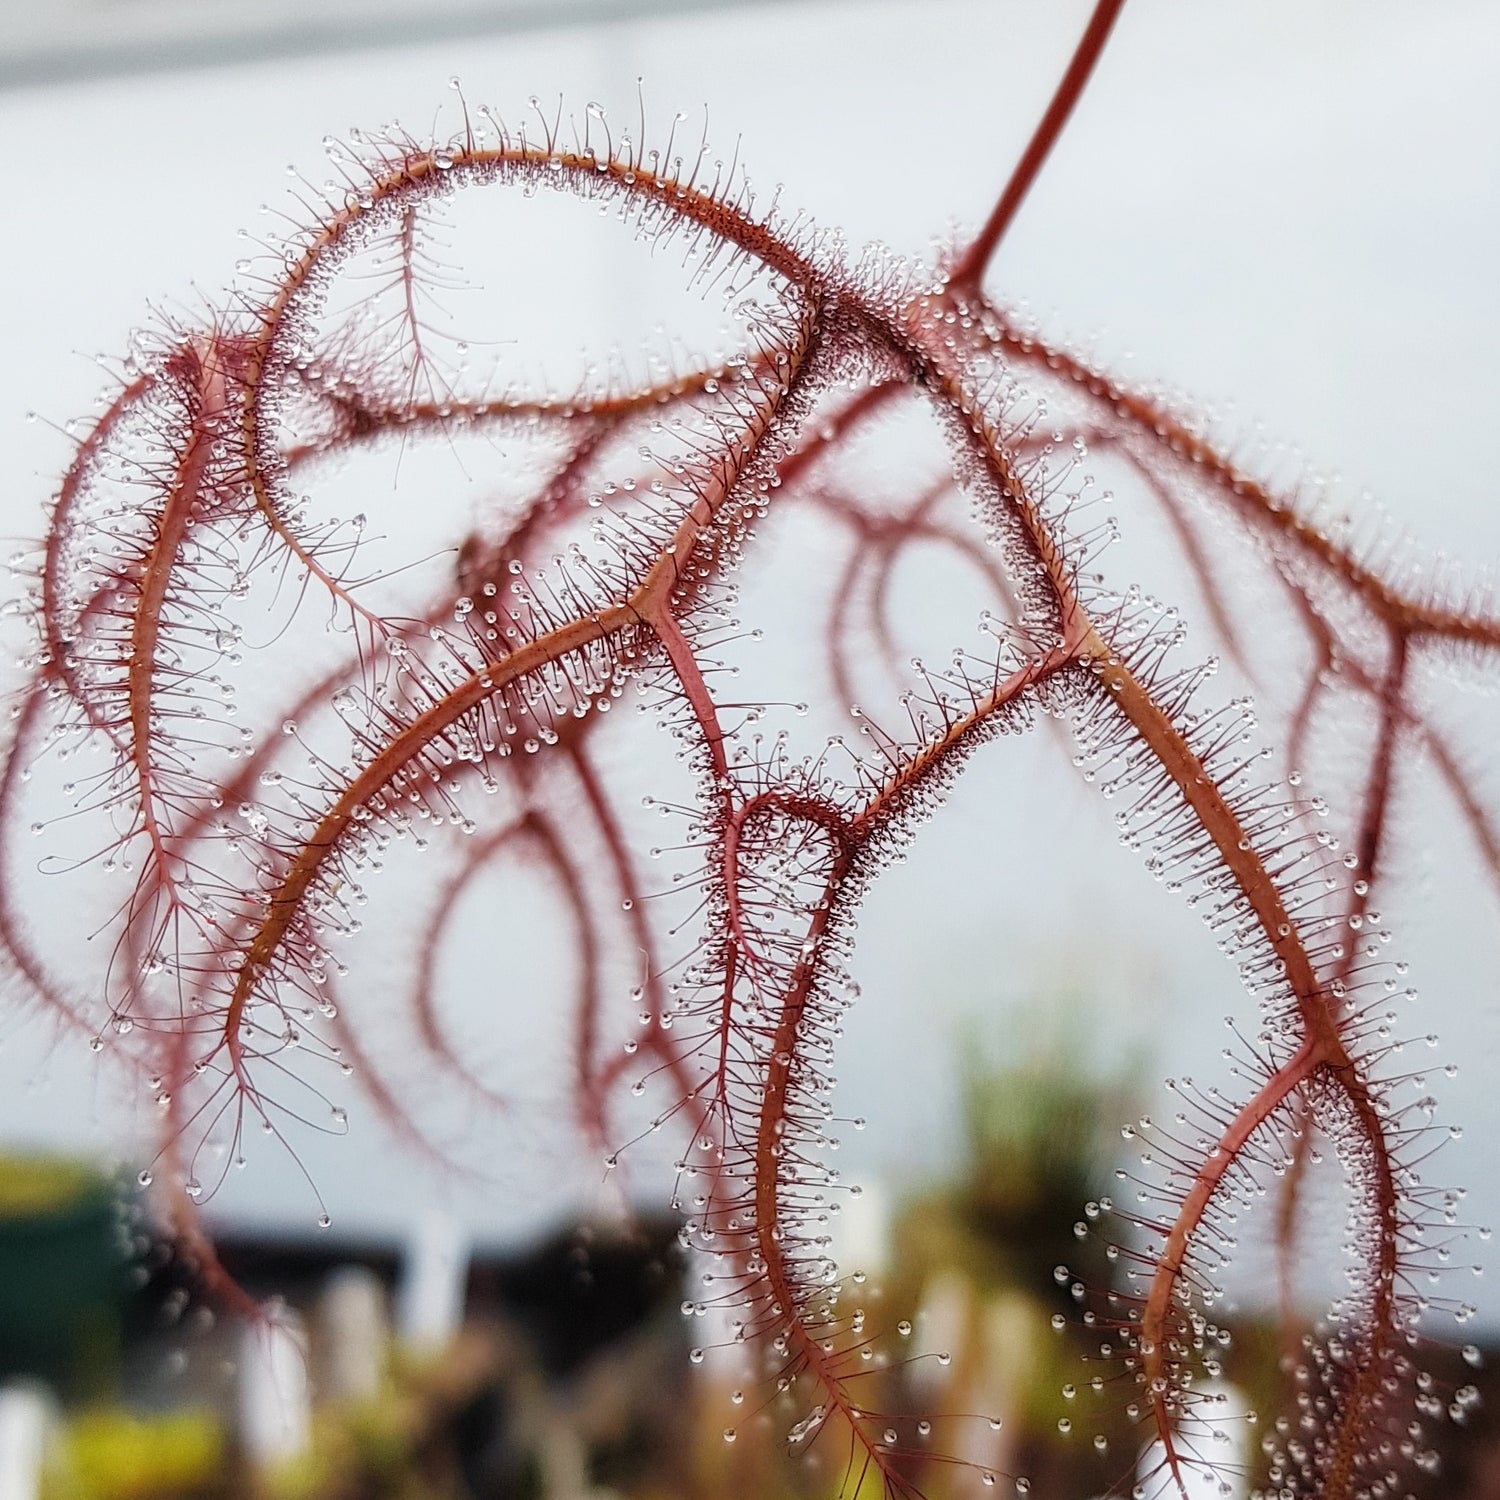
[
  {"x1": 45, "y1": 1408, "x2": 222, "y2": 1500},
  {"x1": 0, "y1": 1158, "x2": 98, "y2": 1217}
]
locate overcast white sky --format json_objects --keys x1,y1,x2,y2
[{"x1": 1, "y1": 0, "x2": 1498, "y2": 1331}]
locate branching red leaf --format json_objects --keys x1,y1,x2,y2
[{"x1": 3, "y1": 6, "x2": 1493, "y2": 1497}]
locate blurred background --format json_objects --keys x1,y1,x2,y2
[{"x1": 1, "y1": 1, "x2": 1498, "y2": 1495}]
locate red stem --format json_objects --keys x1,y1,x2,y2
[{"x1": 949, "y1": 0, "x2": 1128, "y2": 290}]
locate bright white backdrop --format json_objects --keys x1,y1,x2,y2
[{"x1": 0, "y1": 1, "x2": 1497, "y2": 1330}]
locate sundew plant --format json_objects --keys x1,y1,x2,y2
[{"x1": 2, "y1": 3, "x2": 1496, "y2": 1496}]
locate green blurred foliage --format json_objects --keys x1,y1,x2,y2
[{"x1": 0, "y1": 1155, "x2": 136, "y2": 1399}]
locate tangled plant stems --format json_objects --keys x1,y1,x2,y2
[{"x1": 3, "y1": 2, "x2": 1495, "y2": 1495}]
